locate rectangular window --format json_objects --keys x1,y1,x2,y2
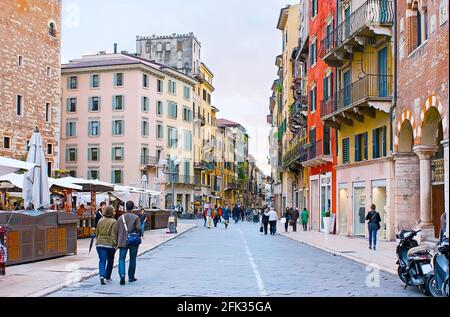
[
  {"x1": 183, "y1": 107, "x2": 193, "y2": 122},
  {"x1": 111, "y1": 169, "x2": 123, "y2": 184},
  {"x1": 3, "y1": 137, "x2": 10, "y2": 149},
  {"x1": 68, "y1": 76, "x2": 77, "y2": 89},
  {"x1": 47, "y1": 162, "x2": 52, "y2": 177},
  {"x1": 157, "y1": 79, "x2": 163, "y2": 93},
  {"x1": 88, "y1": 147, "x2": 100, "y2": 162},
  {"x1": 142, "y1": 96, "x2": 150, "y2": 112},
  {"x1": 168, "y1": 80, "x2": 176, "y2": 94},
  {"x1": 66, "y1": 121, "x2": 77, "y2": 137},
  {"x1": 16, "y1": 95, "x2": 23, "y2": 116},
  {"x1": 184, "y1": 131, "x2": 192, "y2": 151},
  {"x1": 203, "y1": 89, "x2": 207, "y2": 101},
  {"x1": 112, "y1": 95, "x2": 124, "y2": 111},
  {"x1": 18, "y1": 55, "x2": 23, "y2": 66},
  {"x1": 156, "y1": 123, "x2": 164, "y2": 139},
  {"x1": 45, "y1": 103, "x2": 51, "y2": 122},
  {"x1": 66, "y1": 147, "x2": 77, "y2": 162},
  {"x1": 168, "y1": 127, "x2": 178, "y2": 148},
  {"x1": 156, "y1": 101, "x2": 163, "y2": 116},
  {"x1": 114, "y1": 73, "x2": 124, "y2": 87},
  {"x1": 355, "y1": 132, "x2": 368, "y2": 162},
  {"x1": 310, "y1": 87, "x2": 316, "y2": 112},
  {"x1": 310, "y1": 40, "x2": 317, "y2": 66},
  {"x1": 46, "y1": 67, "x2": 51, "y2": 77},
  {"x1": 91, "y1": 74, "x2": 100, "y2": 88},
  {"x1": 372, "y1": 126, "x2": 387, "y2": 159},
  {"x1": 88, "y1": 170, "x2": 99, "y2": 180},
  {"x1": 143, "y1": 74, "x2": 149, "y2": 88},
  {"x1": 311, "y1": 0, "x2": 318, "y2": 17},
  {"x1": 88, "y1": 120, "x2": 100, "y2": 137},
  {"x1": 67, "y1": 98, "x2": 77, "y2": 113},
  {"x1": 183, "y1": 86, "x2": 191, "y2": 100},
  {"x1": 323, "y1": 73, "x2": 333, "y2": 101},
  {"x1": 89, "y1": 96, "x2": 101, "y2": 112},
  {"x1": 69, "y1": 170, "x2": 77, "y2": 177},
  {"x1": 112, "y1": 120, "x2": 124, "y2": 136},
  {"x1": 112, "y1": 146, "x2": 125, "y2": 161},
  {"x1": 168, "y1": 102, "x2": 177, "y2": 118},
  {"x1": 141, "y1": 119, "x2": 149, "y2": 137},
  {"x1": 342, "y1": 138, "x2": 350, "y2": 164},
  {"x1": 47, "y1": 143, "x2": 53, "y2": 155}
]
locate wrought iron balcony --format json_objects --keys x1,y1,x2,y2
[
  {"x1": 283, "y1": 139, "x2": 308, "y2": 168},
  {"x1": 226, "y1": 178, "x2": 239, "y2": 190},
  {"x1": 321, "y1": 74, "x2": 393, "y2": 130},
  {"x1": 140, "y1": 156, "x2": 157, "y2": 167},
  {"x1": 432, "y1": 158, "x2": 444, "y2": 184},
  {"x1": 195, "y1": 113, "x2": 206, "y2": 126},
  {"x1": 171, "y1": 174, "x2": 195, "y2": 185},
  {"x1": 302, "y1": 139, "x2": 333, "y2": 167},
  {"x1": 319, "y1": 0, "x2": 394, "y2": 67}
]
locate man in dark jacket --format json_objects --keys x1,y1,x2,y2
[
  {"x1": 233, "y1": 204, "x2": 240, "y2": 224},
  {"x1": 94, "y1": 202, "x2": 107, "y2": 228},
  {"x1": 116, "y1": 201, "x2": 142, "y2": 285},
  {"x1": 291, "y1": 208, "x2": 300, "y2": 232}
]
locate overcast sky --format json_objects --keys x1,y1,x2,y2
[{"x1": 61, "y1": 0, "x2": 297, "y2": 175}]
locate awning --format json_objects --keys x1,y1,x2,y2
[
  {"x1": 368, "y1": 101, "x2": 390, "y2": 114},
  {"x1": 0, "y1": 156, "x2": 36, "y2": 178},
  {"x1": 0, "y1": 174, "x2": 82, "y2": 191}
]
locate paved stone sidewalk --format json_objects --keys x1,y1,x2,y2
[
  {"x1": 277, "y1": 222, "x2": 398, "y2": 275},
  {"x1": 0, "y1": 222, "x2": 196, "y2": 297}
]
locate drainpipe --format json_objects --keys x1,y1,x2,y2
[
  {"x1": 335, "y1": 0, "x2": 339, "y2": 160},
  {"x1": 391, "y1": 0, "x2": 398, "y2": 154}
]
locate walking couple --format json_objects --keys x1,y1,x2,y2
[
  {"x1": 260, "y1": 208, "x2": 278, "y2": 235},
  {"x1": 94, "y1": 201, "x2": 142, "y2": 286}
]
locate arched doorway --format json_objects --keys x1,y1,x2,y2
[
  {"x1": 416, "y1": 106, "x2": 445, "y2": 239},
  {"x1": 398, "y1": 120, "x2": 414, "y2": 153}
]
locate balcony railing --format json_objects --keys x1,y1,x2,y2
[
  {"x1": 140, "y1": 156, "x2": 157, "y2": 166},
  {"x1": 306, "y1": 139, "x2": 332, "y2": 161},
  {"x1": 194, "y1": 161, "x2": 209, "y2": 170},
  {"x1": 283, "y1": 140, "x2": 308, "y2": 168},
  {"x1": 171, "y1": 174, "x2": 195, "y2": 185},
  {"x1": 195, "y1": 113, "x2": 206, "y2": 126},
  {"x1": 319, "y1": 0, "x2": 394, "y2": 59},
  {"x1": 432, "y1": 158, "x2": 444, "y2": 184},
  {"x1": 321, "y1": 74, "x2": 393, "y2": 118}
]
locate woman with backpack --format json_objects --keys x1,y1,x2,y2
[{"x1": 366, "y1": 204, "x2": 382, "y2": 251}]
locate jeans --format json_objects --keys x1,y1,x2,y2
[
  {"x1": 97, "y1": 246, "x2": 116, "y2": 279},
  {"x1": 118, "y1": 246, "x2": 139, "y2": 279},
  {"x1": 263, "y1": 222, "x2": 269, "y2": 235},
  {"x1": 213, "y1": 216, "x2": 219, "y2": 227},
  {"x1": 368, "y1": 224, "x2": 379, "y2": 247},
  {"x1": 269, "y1": 221, "x2": 277, "y2": 235},
  {"x1": 141, "y1": 222, "x2": 145, "y2": 237}
]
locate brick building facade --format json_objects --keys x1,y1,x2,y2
[
  {"x1": 394, "y1": 0, "x2": 449, "y2": 240},
  {"x1": 0, "y1": 0, "x2": 61, "y2": 173}
]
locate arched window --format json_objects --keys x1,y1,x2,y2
[
  {"x1": 48, "y1": 22, "x2": 56, "y2": 37},
  {"x1": 410, "y1": 1, "x2": 428, "y2": 53}
]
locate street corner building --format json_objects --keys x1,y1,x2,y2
[
  {"x1": 267, "y1": 0, "x2": 449, "y2": 242},
  {"x1": 0, "y1": 0, "x2": 61, "y2": 173}
]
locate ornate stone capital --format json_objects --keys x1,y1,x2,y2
[{"x1": 413, "y1": 145, "x2": 439, "y2": 160}]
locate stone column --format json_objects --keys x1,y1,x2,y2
[
  {"x1": 414, "y1": 145, "x2": 439, "y2": 241},
  {"x1": 442, "y1": 139, "x2": 449, "y2": 236}
]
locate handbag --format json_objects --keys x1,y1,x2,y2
[
  {"x1": 122, "y1": 215, "x2": 142, "y2": 247},
  {"x1": 260, "y1": 226, "x2": 264, "y2": 233},
  {"x1": 281, "y1": 217, "x2": 286, "y2": 224}
]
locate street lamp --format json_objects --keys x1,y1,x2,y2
[{"x1": 160, "y1": 155, "x2": 180, "y2": 216}]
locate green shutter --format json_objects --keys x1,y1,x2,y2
[
  {"x1": 65, "y1": 148, "x2": 69, "y2": 162},
  {"x1": 112, "y1": 96, "x2": 116, "y2": 110},
  {"x1": 90, "y1": 75, "x2": 93, "y2": 88},
  {"x1": 66, "y1": 98, "x2": 70, "y2": 112},
  {"x1": 355, "y1": 135, "x2": 360, "y2": 161},
  {"x1": 382, "y1": 126, "x2": 387, "y2": 157},
  {"x1": 364, "y1": 132, "x2": 368, "y2": 160},
  {"x1": 372, "y1": 129, "x2": 379, "y2": 159},
  {"x1": 113, "y1": 73, "x2": 117, "y2": 86},
  {"x1": 88, "y1": 97, "x2": 92, "y2": 111},
  {"x1": 98, "y1": 97, "x2": 101, "y2": 111},
  {"x1": 67, "y1": 77, "x2": 70, "y2": 89}
]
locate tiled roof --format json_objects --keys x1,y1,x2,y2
[{"x1": 217, "y1": 118, "x2": 241, "y2": 128}]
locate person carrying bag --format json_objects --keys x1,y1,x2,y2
[{"x1": 366, "y1": 204, "x2": 382, "y2": 251}]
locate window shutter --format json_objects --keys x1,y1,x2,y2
[
  {"x1": 65, "y1": 148, "x2": 69, "y2": 162},
  {"x1": 113, "y1": 73, "x2": 117, "y2": 86},
  {"x1": 66, "y1": 98, "x2": 70, "y2": 112},
  {"x1": 355, "y1": 135, "x2": 360, "y2": 161},
  {"x1": 98, "y1": 97, "x2": 101, "y2": 111},
  {"x1": 111, "y1": 147, "x2": 114, "y2": 160},
  {"x1": 90, "y1": 75, "x2": 93, "y2": 88},
  {"x1": 122, "y1": 96, "x2": 125, "y2": 110},
  {"x1": 111, "y1": 170, "x2": 114, "y2": 183},
  {"x1": 372, "y1": 129, "x2": 378, "y2": 159},
  {"x1": 88, "y1": 149, "x2": 92, "y2": 161},
  {"x1": 364, "y1": 132, "x2": 368, "y2": 160},
  {"x1": 121, "y1": 147, "x2": 125, "y2": 160},
  {"x1": 112, "y1": 96, "x2": 116, "y2": 110},
  {"x1": 88, "y1": 97, "x2": 92, "y2": 111},
  {"x1": 382, "y1": 126, "x2": 387, "y2": 157},
  {"x1": 67, "y1": 77, "x2": 70, "y2": 89}
]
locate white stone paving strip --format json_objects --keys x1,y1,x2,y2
[{"x1": 238, "y1": 228, "x2": 267, "y2": 296}]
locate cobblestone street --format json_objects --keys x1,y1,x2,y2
[{"x1": 49, "y1": 220, "x2": 422, "y2": 297}]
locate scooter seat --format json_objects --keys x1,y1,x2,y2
[{"x1": 407, "y1": 245, "x2": 432, "y2": 257}]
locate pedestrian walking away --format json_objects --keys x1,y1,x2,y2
[
  {"x1": 268, "y1": 208, "x2": 278, "y2": 235},
  {"x1": 366, "y1": 204, "x2": 382, "y2": 250},
  {"x1": 95, "y1": 206, "x2": 117, "y2": 285},
  {"x1": 291, "y1": 207, "x2": 299, "y2": 232},
  {"x1": 233, "y1": 204, "x2": 240, "y2": 224},
  {"x1": 283, "y1": 207, "x2": 291, "y2": 233},
  {"x1": 139, "y1": 208, "x2": 147, "y2": 238},
  {"x1": 203, "y1": 208, "x2": 207, "y2": 227},
  {"x1": 223, "y1": 205, "x2": 231, "y2": 229},
  {"x1": 117, "y1": 201, "x2": 142, "y2": 285},
  {"x1": 94, "y1": 202, "x2": 107, "y2": 228},
  {"x1": 262, "y1": 209, "x2": 270, "y2": 235},
  {"x1": 206, "y1": 206, "x2": 213, "y2": 229},
  {"x1": 301, "y1": 208, "x2": 309, "y2": 231},
  {"x1": 213, "y1": 206, "x2": 220, "y2": 228}
]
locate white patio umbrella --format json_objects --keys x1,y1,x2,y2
[
  {"x1": 23, "y1": 129, "x2": 50, "y2": 210},
  {"x1": 0, "y1": 156, "x2": 36, "y2": 177},
  {"x1": 138, "y1": 175, "x2": 149, "y2": 209}
]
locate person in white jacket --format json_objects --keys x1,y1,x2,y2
[{"x1": 268, "y1": 208, "x2": 278, "y2": 235}]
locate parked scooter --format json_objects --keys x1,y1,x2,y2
[
  {"x1": 396, "y1": 228, "x2": 434, "y2": 295},
  {"x1": 426, "y1": 237, "x2": 449, "y2": 297}
]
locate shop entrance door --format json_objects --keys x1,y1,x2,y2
[
  {"x1": 310, "y1": 179, "x2": 319, "y2": 230},
  {"x1": 372, "y1": 180, "x2": 387, "y2": 240},
  {"x1": 339, "y1": 185, "x2": 348, "y2": 235},
  {"x1": 353, "y1": 182, "x2": 366, "y2": 237},
  {"x1": 320, "y1": 174, "x2": 332, "y2": 232}
]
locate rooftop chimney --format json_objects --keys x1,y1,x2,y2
[{"x1": 114, "y1": 43, "x2": 118, "y2": 54}]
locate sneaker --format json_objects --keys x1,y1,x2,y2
[
  {"x1": 369, "y1": 246, "x2": 372, "y2": 250},
  {"x1": 120, "y1": 277, "x2": 126, "y2": 285},
  {"x1": 129, "y1": 278, "x2": 138, "y2": 283},
  {"x1": 100, "y1": 277, "x2": 106, "y2": 285},
  {"x1": 105, "y1": 278, "x2": 112, "y2": 283},
  {"x1": 374, "y1": 246, "x2": 377, "y2": 251}
]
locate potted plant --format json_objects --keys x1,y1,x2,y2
[{"x1": 323, "y1": 211, "x2": 331, "y2": 234}]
